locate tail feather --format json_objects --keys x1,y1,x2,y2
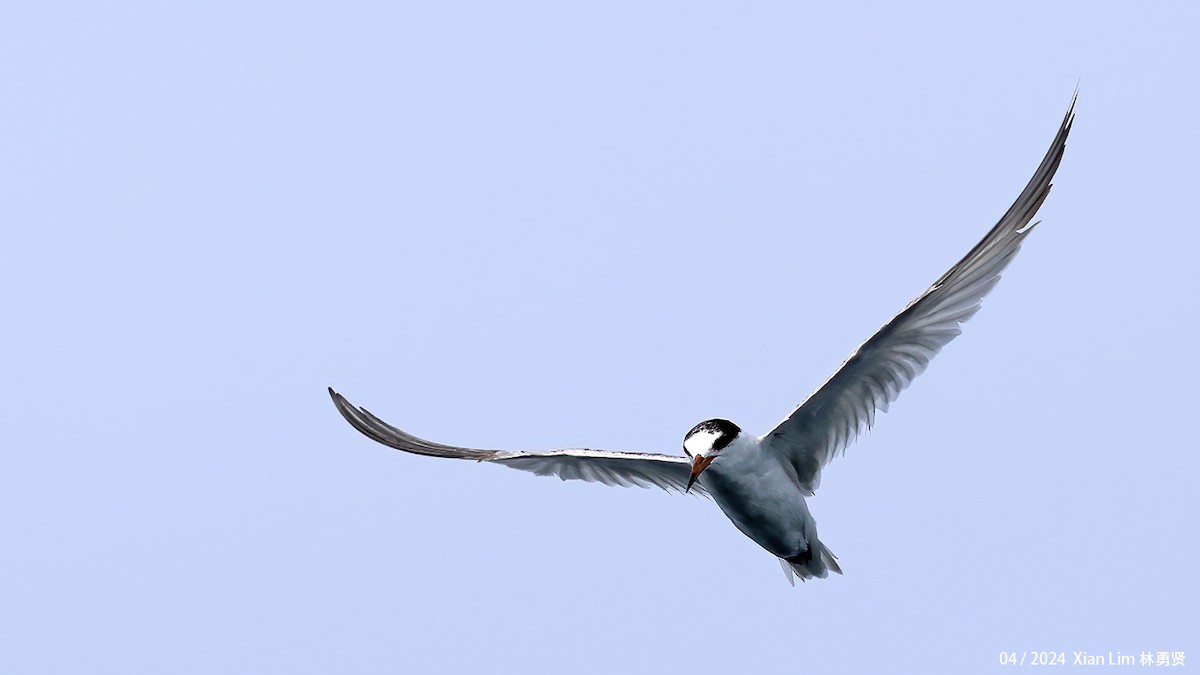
[{"x1": 779, "y1": 541, "x2": 842, "y2": 585}]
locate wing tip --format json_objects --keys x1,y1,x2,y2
[
  {"x1": 327, "y1": 385, "x2": 351, "y2": 417},
  {"x1": 328, "y1": 386, "x2": 370, "y2": 427}
]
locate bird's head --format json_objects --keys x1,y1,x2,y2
[{"x1": 683, "y1": 418, "x2": 742, "y2": 492}]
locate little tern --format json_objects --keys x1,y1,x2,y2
[{"x1": 330, "y1": 98, "x2": 1074, "y2": 584}]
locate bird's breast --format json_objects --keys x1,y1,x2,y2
[{"x1": 702, "y1": 452, "x2": 815, "y2": 559}]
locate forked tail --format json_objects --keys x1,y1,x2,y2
[{"x1": 778, "y1": 540, "x2": 843, "y2": 585}]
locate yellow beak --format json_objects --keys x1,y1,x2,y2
[{"x1": 686, "y1": 455, "x2": 715, "y2": 493}]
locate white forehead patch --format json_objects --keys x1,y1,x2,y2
[{"x1": 684, "y1": 430, "x2": 721, "y2": 457}]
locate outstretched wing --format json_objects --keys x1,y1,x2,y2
[
  {"x1": 761, "y1": 97, "x2": 1075, "y2": 494},
  {"x1": 329, "y1": 388, "x2": 705, "y2": 495}
]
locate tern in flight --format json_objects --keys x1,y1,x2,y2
[{"x1": 330, "y1": 98, "x2": 1074, "y2": 584}]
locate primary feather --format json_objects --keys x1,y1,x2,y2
[
  {"x1": 328, "y1": 388, "x2": 706, "y2": 495},
  {"x1": 759, "y1": 96, "x2": 1075, "y2": 494}
]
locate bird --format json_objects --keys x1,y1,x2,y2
[{"x1": 329, "y1": 97, "x2": 1074, "y2": 585}]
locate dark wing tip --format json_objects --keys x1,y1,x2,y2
[
  {"x1": 1063, "y1": 89, "x2": 1077, "y2": 137},
  {"x1": 327, "y1": 387, "x2": 498, "y2": 460},
  {"x1": 327, "y1": 386, "x2": 363, "y2": 429}
]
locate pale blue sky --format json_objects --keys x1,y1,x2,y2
[{"x1": 3, "y1": 2, "x2": 1197, "y2": 673}]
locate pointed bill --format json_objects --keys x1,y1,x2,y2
[{"x1": 686, "y1": 455, "x2": 715, "y2": 493}]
